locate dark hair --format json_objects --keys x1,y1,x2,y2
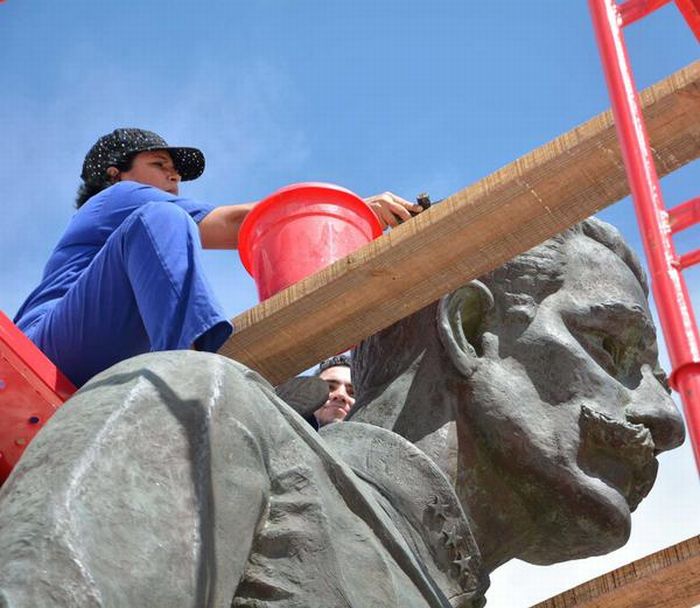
[
  {"x1": 74, "y1": 153, "x2": 136, "y2": 209},
  {"x1": 317, "y1": 355, "x2": 352, "y2": 375}
]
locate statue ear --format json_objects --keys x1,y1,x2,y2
[{"x1": 437, "y1": 280, "x2": 494, "y2": 377}]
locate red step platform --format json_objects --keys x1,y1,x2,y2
[{"x1": 0, "y1": 311, "x2": 75, "y2": 484}]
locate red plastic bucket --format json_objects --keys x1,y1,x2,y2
[{"x1": 238, "y1": 182, "x2": 382, "y2": 301}]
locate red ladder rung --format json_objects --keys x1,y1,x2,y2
[
  {"x1": 669, "y1": 197, "x2": 700, "y2": 234},
  {"x1": 679, "y1": 249, "x2": 700, "y2": 269},
  {"x1": 620, "y1": 0, "x2": 672, "y2": 26}
]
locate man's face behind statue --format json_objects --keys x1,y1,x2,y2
[{"x1": 460, "y1": 234, "x2": 685, "y2": 565}]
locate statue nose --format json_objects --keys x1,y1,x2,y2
[{"x1": 625, "y1": 366, "x2": 685, "y2": 452}]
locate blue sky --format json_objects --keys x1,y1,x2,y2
[{"x1": 1, "y1": 2, "x2": 698, "y2": 605}]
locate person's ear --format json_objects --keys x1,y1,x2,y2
[
  {"x1": 106, "y1": 166, "x2": 120, "y2": 182},
  {"x1": 437, "y1": 280, "x2": 494, "y2": 377}
]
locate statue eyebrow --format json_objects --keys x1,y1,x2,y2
[{"x1": 591, "y1": 302, "x2": 656, "y2": 343}]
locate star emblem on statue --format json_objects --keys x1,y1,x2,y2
[
  {"x1": 441, "y1": 523, "x2": 463, "y2": 551},
  {"x1": 452, "y1": 553, "x2": 475, "y2": 587},
  {"x1": 427, "y1": 495, "x2": 450, "y2": 519}
]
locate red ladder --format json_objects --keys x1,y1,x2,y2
[{"x1": 588, "y1": 0, "x2": 700, "y2": 469}]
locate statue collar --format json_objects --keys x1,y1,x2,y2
[{"x1": 321, "y1": 421, "x2": 489, "y2": 607}]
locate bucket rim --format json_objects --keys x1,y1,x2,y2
[{"x1": 238, "y1": 182, "x2": 382, "y2": 273}]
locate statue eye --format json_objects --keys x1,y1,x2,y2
[
  {"x1": 577, "y1": 329, "x2": 649, "y2": 389},
  {"x1": 572, "y1": 328, "x2": 627, "y2": 379},
  {"x1": 602, "y1": 336, "x2": 624, "y2": 369},
  {"x1": 565, "y1": 308, "x2": 657, "y2": 389},
  {"x1": 582, "y1": 331, "x2": 618, "y2": 376}
]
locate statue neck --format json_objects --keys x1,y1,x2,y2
[{"x1": 352, "y1": 351, "x2": 533, "y2": 574}]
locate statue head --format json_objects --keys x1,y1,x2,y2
[{"x1": 351, "y1": 218, "x2": 684, "y2": 571}]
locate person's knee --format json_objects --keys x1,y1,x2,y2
[{"x1": 119, "y1": 202, "x2": 200, "y2": 258}]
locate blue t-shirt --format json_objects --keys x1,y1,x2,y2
[{"x1": 15, "y1": 181, "x2": 215, "y2": 330}]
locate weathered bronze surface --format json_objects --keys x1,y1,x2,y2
[{"x1": 0, "y1": 219, "x2": 684, "y2": 607}]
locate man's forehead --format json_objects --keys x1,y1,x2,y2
[{"x1": 320, "y1": 366, "x2": 352, "y2": 383}]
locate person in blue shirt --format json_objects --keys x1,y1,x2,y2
[{"x1": 14, "y1": 128, "x2": 421, "y2": 387}]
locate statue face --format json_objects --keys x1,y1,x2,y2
[{"x1": 461, "y1": 234, "x2": 684, "y2": 564}]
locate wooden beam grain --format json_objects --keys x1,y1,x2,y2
[
  {"x1": 530, "y1": 535, "x2": 700, "y2": 608},
  {"x1": 218, "y1": 61, "x2": 700, "y2": 384}
]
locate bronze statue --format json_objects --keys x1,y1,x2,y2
[
  {"x1": 0, "y1": 219, "x2": 684, "y2": 607},
  {"x1": 350, "y1": 217, "x2": 684, "y2": 571}
]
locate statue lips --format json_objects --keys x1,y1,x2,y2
[{"x1": 578, "y1": 404, "x2": 658, "y2": 510}]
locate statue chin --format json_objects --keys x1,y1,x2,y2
[
  {"x1": 525, "y1": 405, "x2": 663, "y2": 564},
  {"x1": 519, "y1": 467, "x2": 634, "y2": 565}
]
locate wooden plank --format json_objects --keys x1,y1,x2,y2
[
  {"x1": 219, "y1": 61, "x2": 700, "y2": 384},
  {"x1": 530, "y1": 535, "x2": 700, "y2": 608}
]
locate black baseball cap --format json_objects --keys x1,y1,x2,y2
[{"x1": 81, "y1": 128, "x2": 205, "y2": 183}]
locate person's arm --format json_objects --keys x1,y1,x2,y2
[
  {"x1": 197, "y1": 191, "x2": 423, "y2": 250},
  {"x1": 197, "y1": 202, "x2": 257, "y2": 250}
]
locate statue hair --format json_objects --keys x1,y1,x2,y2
[{"x1": 352, "y1": 217, "x2": 647, "y2": 397}]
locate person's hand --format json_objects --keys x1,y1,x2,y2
[{"x1": 364, "y1": 192, "x2": 425, "y2": 229}]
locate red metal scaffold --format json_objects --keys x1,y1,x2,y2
[{"x1": 588, "y1": 0, "x2": 700, "y2": 470}]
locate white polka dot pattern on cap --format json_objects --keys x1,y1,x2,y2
[{"x1": 81, "y1": 128, "x2": 205, "y2": 183}]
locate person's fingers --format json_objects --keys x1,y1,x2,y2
[
  {"x1": 389, "y1": 194, "x2": 424, "y2": 215},
  {"x1": 365, "y1": 196, "x2": 392, "y2": 228},
  {"x1": 387, "y1": 200, "x2": 412, "y2": 222},
  {"x1": 373, "y1": 211, "x2": 389, "y2": 229},
  {"x1": 377, "y1": 204, "x2": 400, "y2": 227}
]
